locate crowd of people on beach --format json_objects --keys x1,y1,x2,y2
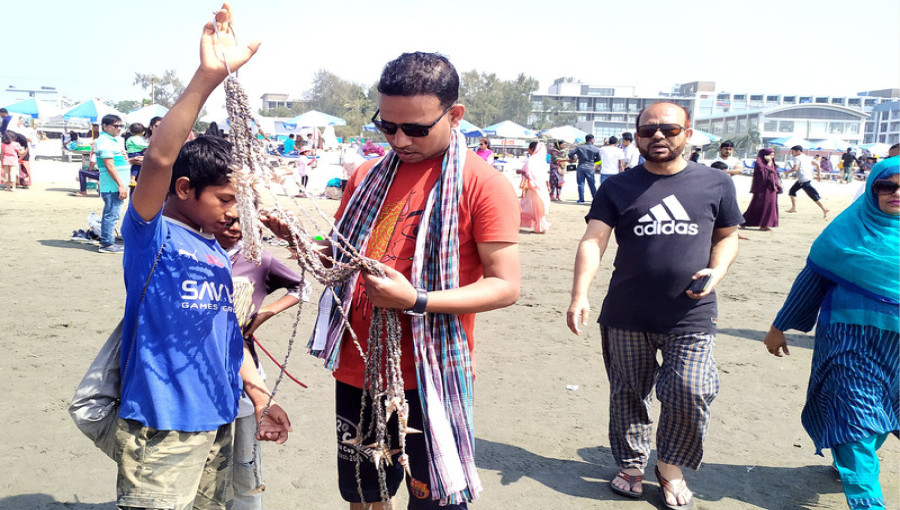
[
  {"x1": 0, "y1": 108, "x2": 39, "y2": 191},
  {"x1": 51, "y1": 6, "x2": 897, "y2": 510}
]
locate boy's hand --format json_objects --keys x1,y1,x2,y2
[
  {"x1": 199, "y1": 3, "x2": 261, "y2": 81},
  {"x1": 256, "y1": 402, "x2": 292, "y2": 444}
]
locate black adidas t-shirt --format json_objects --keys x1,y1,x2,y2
[{"x1": 586, "y1": 162, "x2": 743, "y2": 334}]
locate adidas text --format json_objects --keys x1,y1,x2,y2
[{"x1": 634, "y1": 221, "x2": 699, "y2": 236}]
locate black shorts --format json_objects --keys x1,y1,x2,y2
[
  {"x1": 335, "y1": 380, "x2": 468, "y2": 509},
  {"x1": 788, "y1": 180, "x2": 821, "y2": 201}
]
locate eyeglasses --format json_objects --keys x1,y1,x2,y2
[
  {"x1": 112, "y1": 124, "x2": 124, "y2": 128},
  {"x1": 872, "y1": 179, "x2": 900, "y2": 195},
  {"x1": 636, "y1": 123, "x2": 687, "y2": 138},
  {"x1": 370, "y1": 104, "x2": 454, "y2": 137},
  {"x1": 224, "y1": 217, "x2": 239, "y2": 228}
]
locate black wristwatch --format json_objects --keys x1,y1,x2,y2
[{"x1": 403, "y1": 288, "x2": 428, "y2": 317}]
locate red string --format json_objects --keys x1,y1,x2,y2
[{"x1": 252, "y1": 336, "x2": 308, "y2": 389}]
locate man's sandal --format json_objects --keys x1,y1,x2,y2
[
  {"x1": 609, "y1": 469, "x2": 643, "y2": 498},
  {"x1": 655, "y1": 466, "x2": 696, "y2": 510}
]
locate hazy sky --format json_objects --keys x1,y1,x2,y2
[{"x1": 3, "y1": 0, "x2": 898, "y2": 112}]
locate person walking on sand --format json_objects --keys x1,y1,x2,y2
[
  {"x1": 569, "y1": 133, "x2": 602, "y2": 203},
  {"x1": 597, "y1": 135, "x2": 626, "y2": 186},
  {"x1": 763, "y1": 156, "x2": 898, "y2": 510},
  {"x1": 517, "y1": 141, "x2": 551, "y2": 233},
  {"x1": 567, "y1": 102, "x2": 742, "y2": 510},
  {"x1": 786, "y1": 145, "x2": 829, "y2": 218}
]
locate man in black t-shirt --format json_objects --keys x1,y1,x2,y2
[{"x1": 567, "y1": 102, "x2": 741, "y2": 509}]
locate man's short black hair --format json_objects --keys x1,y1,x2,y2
[
  {"x1": 170, "y1": 135, "x2": 234, "y2": 198},
  {"x1": 710, "y1": 161, "x2": 729, "y2": 170},
  {"x1": 890, "y1": 143, "x2": 899, "y2": 151},
  {"x1": 608, "y1": 136, "x2": 618, "y2": 145},
  {"x1": 378, "y1": 52, "x2": 459, "y2": 108},
  {"x1": 621, "y1": 132, "x2": 633, "y2": 141},
  {"x1": 720, "y1": 140, "x2": 734, "y2": 148},
  {"x1": 101, "y1": 114, "x2": 121, "y2": 127},
  {"x1": 0, "y1": 108, "x2": 7, "y2": 114},
  {"x1": 585, "y1": 134, "x2": 594, "y2": 143},
  {"x1": 790, "y1": 145, "x2": 804, "y2": 152}
]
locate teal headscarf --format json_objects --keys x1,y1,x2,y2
[{"x1": 809, "y1": 155, "x2": 899, "y2": 306}]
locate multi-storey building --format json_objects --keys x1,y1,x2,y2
[
  {"x1": 529, "y1": 78, "x2": 897, "y2": 149},
  {"x1": 864, "y1": 101, "x2": 900, "y2": 145}
]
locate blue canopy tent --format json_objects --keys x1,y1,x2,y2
[
  {"x1": 540, "y1": 125, "x2": 589, "y2": 144},
  {"x1": 283, "y1": 110, "x2": 346, "y2": 130},
  {"x1": 63, "y1": 99, "x2": 126, "y2": 122},
  {"x1": 483, "y1": 120, "x2": 535, "y2": 139},
  {"x1": 768, "y1": 135, "x2": 812, "y2": 150},
  {"x1": 2, "y1": 98, "x2": 62, "y2": 119},
  {"x1": 126, "y1": 104, "x2": 169, "y2": 126}
]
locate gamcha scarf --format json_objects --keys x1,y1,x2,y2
[{"x1": 309, "y1": 128, "x2": 481, "y2": 504}]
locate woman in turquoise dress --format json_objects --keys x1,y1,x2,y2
[{"x1": 764, "y1": 156, "x2": 899, "y2": 510}]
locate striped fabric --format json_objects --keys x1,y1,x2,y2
[
  {"x1": 309, "y1": 129, "x2": 480, "y2": 504},
  {"x1": 601, "y1": 327, "x2": 719, "y2": 471},
  {"x1": 773, "y1": 265, "x2": 899, "y2": 455}
]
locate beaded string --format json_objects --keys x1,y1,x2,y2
[{"x1": 213, "y1": 14, "x2": 412, "y2": 507}]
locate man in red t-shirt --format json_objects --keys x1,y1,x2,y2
[{"x1": 317, "y1": 52, "x2": 520, "y2": 509}]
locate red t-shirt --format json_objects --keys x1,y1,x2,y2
[{"x1": 333, "y1": 152, "x2": 519, "y2": 389}]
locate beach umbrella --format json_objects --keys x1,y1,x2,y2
[
  {"x1": 859, "y1": 142, "x2": 890, "y2": 158},
  {"x1": 2, "y1": 98, "x2": 63, "y2": 119},
  {"x1": 688, "y1": 129, "x2": 722, "y2": 146},
  {"x1": 457, "y1": 119, "x2": 485, "y2": 137},
  {"x1": 809, "y1": 137, "x2": 850, "y2": 151},
  {"x1": 363, "y1": 122, "x2": 378, "y2": 133},
  {"x1": 63, "y1": 99, "x2": 126, "y2": 122},
  {"x1": 541, "y1": 125, "x2": 589, "y2": 144},
  {"x1": 125, "y1": 104, "x2": 169, "y2": 126},
  {"x1": 768, "y1": 135, "x2": 812, "y2": 149},
  {"x1": 483, "y1": 120, "x2": 535, "y2": 139},
  {"x1": 283, "y1": 110, "x2": 346, "y2": 129}
]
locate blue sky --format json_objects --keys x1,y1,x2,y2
[{"x1": 3, "y1": 0, "x2": 898, "y2": 112}]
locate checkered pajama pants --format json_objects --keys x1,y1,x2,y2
[{"x1": 600, "y1": 326, "x2": 719, "y2": 471}]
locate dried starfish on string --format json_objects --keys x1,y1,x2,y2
[{"x1": 214, "y1": 15, "x2": 413, "y2": 509}]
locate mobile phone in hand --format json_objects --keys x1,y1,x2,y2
[{"x1": 688, "y1": 274, "x2": 711, "y2": 294}]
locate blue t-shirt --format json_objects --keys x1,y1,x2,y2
[
  {"x1": 283, "y1": 137, "x2": 296, "y2": 153},
  {"x1": 119, "y1": 204, "x2": 244, "y2": 431},
  {"x1": 586, "y1": 162, "x2": 744, "y2": 334},
  {"x1": 94, "y1": 132, "x2": 131, "y2": 192}
]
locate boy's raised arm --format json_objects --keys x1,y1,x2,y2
[{"x1": 131, "y1": 3, "x2": 260, "y2": 221}]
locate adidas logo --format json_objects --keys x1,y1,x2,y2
[{"x1": 634, "y1": 195, "x2": 699, "y2": 236}]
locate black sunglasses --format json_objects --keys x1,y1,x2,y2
[
  {"x1": 224, "y1": 217, "x2": 239, "y2": 228},
  {"x1": 370, "y1": 104, "x2": 454, "y2": 137},
  {"x1": 872, "y1": 179, "x2": 900, "y2": 195},
  {"x1": 636, "y1": 123, "x2": 687, "y2": 138}
]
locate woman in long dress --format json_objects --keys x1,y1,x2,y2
[
  {"x1": 518, "y1": 141, "x2": 551, "y2": 234},
  {"x1": 742, "y1": 148, "x2": 779, "y2": 230},
  {"x1": 763, "y1": 157, "x2": 899, "y2": 510}
]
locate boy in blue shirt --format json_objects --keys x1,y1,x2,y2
[{"x1": 115, "y1": 6, "x2": 291, "y2": 509}]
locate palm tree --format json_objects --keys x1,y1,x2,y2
[{"x1": 732, "y1": 126, "x2": 761, "y2": 157}]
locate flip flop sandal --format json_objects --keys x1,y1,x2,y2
[
  {"x1": 656, "y1": 466, "x2": 696, "y2": 510},
  {"x1": 609, "y1": 469, "x2": 643, "y2": 499}
]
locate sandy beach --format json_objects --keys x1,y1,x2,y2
[{"x1": 0, "y1": 140, "x2": 896, "y2": 510}]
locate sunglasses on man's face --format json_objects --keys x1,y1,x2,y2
[
  {"x1": 636, "y1": 123, "x2": 687, "y2": 138},
  {"x1": 872, "y1": 179, "x2": 900, "y2": 195},
  {"x1": 370, "y1": 104, "x2": 454, "y2": 138}
]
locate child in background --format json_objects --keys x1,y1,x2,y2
[
  {"x1": 215, "y1": 217, "x2": 310, "y2": 510},
  {"x1": 1, "y1": 131, "x2": 24, "y2": 191},
  {"x1": 125, "y1": 123, "x2": 148, "y2": 188}
]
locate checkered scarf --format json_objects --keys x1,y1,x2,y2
[{"x1": 309, "y1": 129, "x2": 481, "y2": 504}]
